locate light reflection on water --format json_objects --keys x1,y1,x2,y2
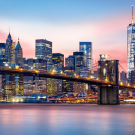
[{"x1": 0, "y1": 104, "x2": 135, "y2": 135}]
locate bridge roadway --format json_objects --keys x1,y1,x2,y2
[{"x1": 0, "y1": 68, "x2": 135, "y2": 91}]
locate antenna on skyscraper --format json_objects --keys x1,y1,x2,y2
[
  {"x1": 9, "y1": 26, "x2": 10, "y2": 34},
  {"x1": 132, "y1": 4, "x2": 134, "y2": 25}
]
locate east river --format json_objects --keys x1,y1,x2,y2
[{"x1": 0, "y1": 103, "x2": 135, "y2": 135}]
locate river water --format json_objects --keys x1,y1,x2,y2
[{"x1": 0, "y1": 104, "x2": 135, "y2": 135}]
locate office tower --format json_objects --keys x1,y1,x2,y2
[
  {"x1": 73, "y1": 52, "x2": 87, "y2": 71},
  {"x1": 47, "y1": 64, "x2": 61, "y2": 95},
  {"x1": 23, "y1": 58, "x2": 47, "y2": 96},
  {"x1": 0, "y1": 43, "x2": 6, "y2": 66},
  {"x1": 6, "y1": 32, "x2": 13, "y2": 63},
  {"x1": 62, "y1": 67, "x2": 74, "y2": 94},
  {"x1": 15, "y1": 38, "x2": 23, "y2": 66},
  {"x1": 65, "y1": 55, "x2": 74, "y2": 69},
  {"x1": 27, "y1": 58, "x2": 47, "y2": 71},
  {"x1": 127, "y1": 5, "x2": 135, "y2": 78},
  {"x1": 35, "y1": 39, "x2": 52, "y2": 64},
  {"x1": 52, "y1": 53, "x2": 64, "y2": 70},
  {"x1": 79, "y1": 42, "x2": 92, "y2": 73}
]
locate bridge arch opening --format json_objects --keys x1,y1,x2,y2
[{"x1": 103, "y1": 68, "x2": 106, "y2": 80}]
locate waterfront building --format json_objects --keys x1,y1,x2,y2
[
  {"x1": 6, "y1": 32, "x2": 13, "y2": 63},
  {"x1": 47, "y1": 63, "x2": 62, "y2": 95},
  {"x1": 62, "y1": 67, "x2": 74, "y2": 94},
  {"x1": 73, "y1": 82, "x2": 88, "y2": 95},
  {"x1": 127, "y1": 5, "x2": 135, "y2": 78},
  {"x1": 23, "y1": 58, "x2": 47, "y2": 96},
  {"x1": 62, "y1": 80, "x2": 74, "y2": 93},
  {"x1": 2, "y1": 75, "x2": 16, "y2": 101},
  {"x1": 35, "y1": 39, "x2": 52, "y2": 64},
  {"x1": 15, "y1": 39, "x2": 23, "y2": 67},
  {"x1": 65, "y1": 55, "x2": 74, "y2": 69},
  {"x1": 79, "y1": 42, "x2": 93, "y2": 73},
  {"x1": 73, "y1": 52, "x2": 87, "y2": 71}
]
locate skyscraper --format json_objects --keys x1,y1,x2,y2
[
  {"x1": 15, "y1": 38, "x2": 23, "y2": 66},
  {"x1": 73, "y1": 52, "x2": 87, "y2": 71},
  {"x1": 0, "y1": 43, "x2": 6, "y2": 66},
  {"x1": 79, "y1": 42, "x2": 92, "y2": 73},
  {"x1": 35, "y1": 39, "x2": 52, "y2": 64},
  {"x1": 65, "y1": 55, "x2": 74, "y2": 69},
  {"x1": 6, "y1": 32, "x2": 13, "y2": 63},
  {"x1": 52, "y1": 53, "x2": 64, "y2": 67},
  {"x1": 127, "y1": 5, "x2": 135, "y2": 78}
]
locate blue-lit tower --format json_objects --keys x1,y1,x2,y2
[
  {"x1": 79, "y1": 42, "x2": 93, "y2": 74},
  {"x1": 127, "y1": 5, "x2": 135, "y2": 78}
]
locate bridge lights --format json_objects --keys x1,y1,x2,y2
[
  {"x1": 90, "y1": 76, "x2": 94, "y2": 79},
  {"x1": 120, "y1": 82, "x2": 123, "y2": 85},
  {"x1": 20, "y1": 68, "x2": 23, "y2": 71},
  {"x1": 35, "y1": 70, "x2": 39, "y2": 73},
  {"x1": 15, "y1": 65, "x2": 19, "y2": 69}
]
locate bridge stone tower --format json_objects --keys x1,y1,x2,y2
[{"x1": 98, "y1": 60, "x2": 119, "y2": 105}]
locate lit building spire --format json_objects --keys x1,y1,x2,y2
[{"x1": 132, "y1": 4, "x2": 134, "y2": 25}]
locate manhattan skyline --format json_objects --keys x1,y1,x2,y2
[{"x1": 0, "y1": 0, "x2": 135, "y2": 71}]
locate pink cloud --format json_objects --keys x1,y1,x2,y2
[{"x1": 0, "y1": 30, "x2": 7, "y2": 42}]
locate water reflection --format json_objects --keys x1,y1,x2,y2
[{"x1": 0, "y1": 104, "x2": 135, "y2": 135}]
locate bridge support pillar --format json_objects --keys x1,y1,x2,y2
[{"x1": 98, "y1": 86, "x2": 119, "y2": 105}]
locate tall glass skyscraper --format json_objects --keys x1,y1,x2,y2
[
  {"x1": 79, "y1": 42, "x2": 93, "y2": 74},
  {"x1": 127, "y1": 5, "x2": 135, "y2": 78},
  {"x1": 36, "y1": 39, "x2": 52, "y2": 64}
]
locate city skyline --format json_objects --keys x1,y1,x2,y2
[{"x1": 0, "y1": 0, "x2": 135, "y2": 71}]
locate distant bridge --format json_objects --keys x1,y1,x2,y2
[{"x1": 0, "y1": 60, "x2": 135, "y2": 105}]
